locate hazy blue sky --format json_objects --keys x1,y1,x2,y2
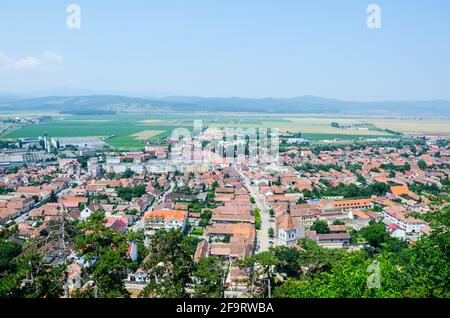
[{"x1": 1, "y1": 0, "x2": 449, "y2": 100}]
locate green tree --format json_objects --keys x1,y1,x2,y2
[
  {"x1": 199, "y1": 210, "x2": 212, "y2": 227},
  {"x1": 0, "y1": 252, "x2": 65, "y2": 298},
  {"x1": 74, "y1": 211, "x2": 130, "y2": 298},
  {"x1": 271, "y1": 246, "x2": 302, "y2": 278},
  {"x1": 140, "y1": 229, "x2": 194, "y2": 298},
  {"x1": 310, "y1": 220, "x2": 330, "y2": 234},
  {"x1": 116, "y1": 185, "x2": 146, "y2": 202},
  {"x1": 0, "y1": 241, "x2": 22, "y2": 272},
  {"x1": 269, "y1": 209, "x2": 275, "y2": 218},
  {"x1": 239, "y1": 250, "x2": 280, "y2": 298},
  {"x1": 403, "y1": 207, "x2": 450, "y2": 297},
  {"x1": 122, "y1": 169, "x2": 134, "y2": 178},
  {"x1": 191, "y1": 256, "x2": 226, "y2": 298},
  {"x1": 254, "y1": 208, "x2": 261, "y2": 230},
  {"x1": 274, "y1": 252, "x2": 407, "y2": 298},
  {"x1": 46, "y1": 190, "x2": 58, "y2": 203},
  {"x1": 359, "y1": 223, "x2": 388, "y2": 248},
  {"x1": 418, "y1": 160, "x2": 427, "y2": 170}
]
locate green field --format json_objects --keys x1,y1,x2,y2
[
  {"x1": 2, "y1": 113, "x2": 448, "y2": 150},
  {"x1": 2, "y1": 115, "x2": 189, "y2": 150}
]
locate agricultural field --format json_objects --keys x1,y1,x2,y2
[
  {"x1": 1, "y1": 113, "x2": 449, "y2": 150},
  {"x1": 1, "y1": 114, "x2": 189, "y2": 150},
  {"x1": 131, "y1": 130, "x2": 166, "y2": 140},
  {"x1": 365, "y1": 118, "x2": 450, "y2": 134}
]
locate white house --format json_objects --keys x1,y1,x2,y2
[
  {"x1": 80, "y1": 204, "x2": 103, "y2": 220},
  {"x1": 143, "y1": 210, "x2": 188, "y2": 235},
  {"x1": 382, "y1": 207, "x2": 425, "y2": 239}
]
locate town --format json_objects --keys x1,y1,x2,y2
[{"x1": 0, "y1": 125, "x2": 449, "y2": 298}]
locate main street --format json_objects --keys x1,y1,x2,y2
[{"x1": 237, "y1": 167, "x2": 271, "y2": 252}]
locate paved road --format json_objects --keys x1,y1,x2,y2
[{"x1": 237, "y1": 168, "x2": 272, "y2": 252}]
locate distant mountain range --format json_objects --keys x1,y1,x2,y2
[{"x1": 0, "y1": 93, "x2": 449, "y2": 116}]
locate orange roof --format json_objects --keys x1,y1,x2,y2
[
  {"x1": 390, "y1": 185, "x2": 410, "y2": 196},
  {"x1": 205, "y1": 223, "x2": 255, "y2": 238},
  {"x1": 278, "y1": 213, "x2": 295, "y2": 230},
  {"x1": 351, "y1": 210, "x2": 370, "y2": 219},
  {"x1": 332, "y1": 198, "x2": 372, "y2": 208},
  {"x1": 61, "y1": 196, "x2": 88, "y2": 206},
  {"x1": 329, "y1": 225, "x2": 347, "y2": 232},
  {"x1": 144, "y1": 210, "x2": 187, "y2": 222},
  {"x1": 267, "y1": 195, "x2": 296, "y2": 202}
]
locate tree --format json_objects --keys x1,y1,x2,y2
[
  {"x1": 46, "y1": 190, "x2": 58, "y2": 203},
  {"x1": 418, "y1": 160, "x2": 427, "y2": 170},
  {"x1": 0, "y1": 186, "x2": 14, "y2": 195},
  {"x1": 140, "y1": 229, "x2": 194, "y2": 298},
  {"x1": 269, "y1": 209, "x2": 275, "y2": 218},
  {"x1": 191, "y1": 256, "x2": 226, "y2": 298},
  {"x1": 356, "y1": 173, "x2": 366, "y2": 185},
  {"x1": 122, "y1": 169, "x2": 134, "y2": 178},
  {"x1": 332, "y1": 220, "x2": 345, "y2": 226},
  {"x1": 274, "y1": 206, "x2": 450, "y2": 298},
  {"x1": 74, "y1": 211, "x2": 130, "y2": 298},
  {"x1": 77, "y1": 156, "x2": 89, "y2": 169},
  {"x1": 296, "y1": 239, "x2": 345, "y2": 274},
  {"x1": 0, "y1": 251, "x2": 65, "y2": 298},
  {"x1": 254, "y1": 208, "x2": 261, "y2": 230},
  {"x1": 199, "y1": 210, "x2": 212, "y2": 227},
  {"x1": 268, "y1": 227, "x2": 275, "y2": 238},
  {"x1": 271, "y1": 246, "x2": 302, "y2": 278},
  {"x1": 92, "y1": 248, "x2": 130, "y2": 298},
  {"x1": 310, "y1": 220, "x2": 330, "y2": 234},
  {"x1": 239, "y1": 250, "x2": 280, "y2": 298},
  {"x1": 402, "y1": 207, "x2": 450, "y2": 297},
  {"x1": 116, "y1": 185, "x2": 146, "y2": 202},
  {"x1": 359, "y1": 223, "x2": 388, "y2": 248},
  {"x1": 0, "y1": 241, "x2": 22, "y2": 272},
  {"x1": 274, "y1": 252, "x2": 407, "y2": 298},
  {"x1": 331, "y1": 122, "x2": 340, "y2": 128}
]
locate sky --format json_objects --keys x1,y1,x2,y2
[{"x1": 0, "y1": 0, "x2": 449, "y2": 101}]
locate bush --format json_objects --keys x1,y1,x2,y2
[{"x1": 254, "y1": 208, "x2": 261, "y2": 230}]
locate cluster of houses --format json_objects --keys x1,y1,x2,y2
[{"x1": 1, "y1": 132, "x2": 449, "y2": 297}]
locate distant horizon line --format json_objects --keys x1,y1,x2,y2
[{"x1": 1, "y1": 90, "x2": 450, "y2": 103}]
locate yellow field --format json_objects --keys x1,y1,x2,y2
[
  {"x1": 140, "y1": 119, "x2": 164, "y2": 124},
  {"x1": 280, "y1": 118, "x2": 389, "y2": 135},
  {"x1": 132, "y1": 130, "x2": 165, "y2": 140},
  {"x1": 208, "y1": 115, "x2": 450, "y2": 135},
  {"x1": 209, "y1": 118, "x2": 390, "y2": 136},
  {"x1": 366, "y1": 118, "x2": 450, "y2": 134}
]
